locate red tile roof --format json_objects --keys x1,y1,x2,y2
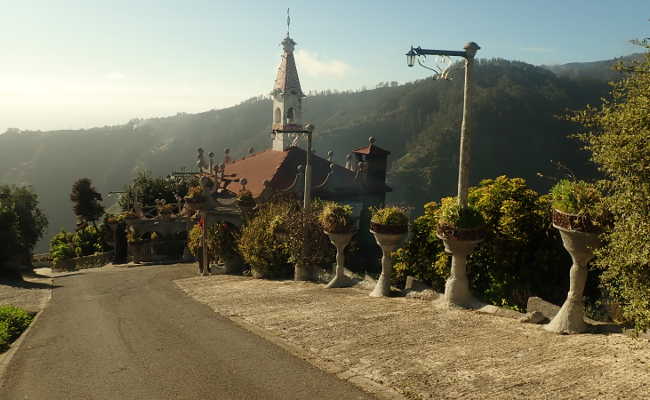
[{"x1": 224, "y1": 147, "x2": 370, "y2": 198}]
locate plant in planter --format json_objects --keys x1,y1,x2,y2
[
  {"x1": 369, "y1": 206, "x2": 409, "y2": 297},
  {"x1": 546, "y1": 179, "x2": 607, "y2": 334},
  {"x1": 157, "y1": 203, "x2": 175, "y2": 219},
  {"x1": 320, "y1": 202, "x2": 355, "y2": 288},
  {"x1": 435, "y1": 196, "x2": 486, "y2": 308},
  {"x1": 184, "y1": 186, "x2": 207, "y2": 208}
]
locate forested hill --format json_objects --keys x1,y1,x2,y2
[{"x1": 1, "y1": 57, "x2": 617, "y2": 250}]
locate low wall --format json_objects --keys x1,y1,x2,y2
[{"x1": 52, "y1": 251, "x2": 114, "y2": 272}]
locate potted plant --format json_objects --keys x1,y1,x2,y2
[
  {"x1": 184, "y1": 186, "x2": 207, "y2": 211},
  {"x1": 546, "y1": 179, "x2": 606, "y2": 334},
  {"x1": 434, "y1": 197, "x2": 485, "y2": 308},
  {"x1": 369, "y1": 206, "x2": 409, "y2": 297},
  {"x1": 435, "y1": 197, "x2": 485, "y2": 241},
  {"x1": 319, "y1": 203, "x2": 355, "y2": 288}
]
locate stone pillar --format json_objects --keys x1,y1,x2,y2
[
  {"x1": 437, "y1": 235, "x2": 482, "y2": 308},
  {"x1": 325, "y1": 231, "x2": 355, "y2": 288},
  {"x1": 545, "y1": 227, "x2": 601, "y2": 334},
  {"x1": 370, "y1": 231, "x2": 407, "y2": 297}
]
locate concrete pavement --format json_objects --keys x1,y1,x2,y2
[{"x1": 0, "y1": 264, "x2": 375, "y2": 400}]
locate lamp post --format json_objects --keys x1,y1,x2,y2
[
  {"x1": 406, "y1": 42, "x2": 480, "y2": 208},
  {"x1": 407, "y1": 42, "x2": 482, "y2": 308},
  {"x1": 302, "y1": 123, "x2": 315, "y2": 211}
]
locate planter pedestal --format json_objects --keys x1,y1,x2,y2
[
  {"x1": 222, "y1": 255, "x2": 243, "y2": 275},
  {"x1": 436, "y1": 234, "x2": 482, "y2": 308},
  {"x1": 370, "y1": 230, "x2": 407, "y2": 297},
  {"x1": 545, "y1": 225, "x2": 601, "y2": 334},
  {"x1": 325, "y1": 231, "x2": 355, "y2": 288}
]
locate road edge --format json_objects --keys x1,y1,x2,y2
[{"x1": 0, "y1": 277, "x2": 54, "y2": 389}]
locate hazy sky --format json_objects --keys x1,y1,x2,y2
[{"x1": 1, "y1": 0, "x2": 648, "y2": 133}]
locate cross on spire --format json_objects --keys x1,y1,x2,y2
[{"x1": 287, "y1": 8, "x2": 291, "y2": 37}]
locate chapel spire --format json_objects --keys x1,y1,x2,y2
[{"x1": 272, "y1": 9, "x2": 305, "y2": 150}]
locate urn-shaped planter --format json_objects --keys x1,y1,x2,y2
[
  {"x1": 324, "y1": 230, "x2": 356, "y2": 288},
  {"x1": 436, "y1": 227, "x2": 484, "y2": 308},
  {"x1": 545, "y1": 213, "x2": 602, "y2": 334},
  {"x1": 370, "y1": 228, "x2": 408, "y2": 297},
  {"x1": 222, "y1": 254, "x2": 244, "y2": 275}
]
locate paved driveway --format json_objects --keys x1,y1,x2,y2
[{"x1": 1, "y1": 264, "x2": 375, "y2": 400}]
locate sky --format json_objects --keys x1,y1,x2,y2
[{"x1": 1, "y1": 0, "x2": 648, "y2": 133}]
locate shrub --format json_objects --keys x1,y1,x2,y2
[
  {"x1": 0, "y1": 305, "x2": 34, "y2": 352},
  {"x1": 237, "y1": 201, "x2": 293, "y2": 279},
  {"x1": 319, "y1": 202, "x2": 354, "y2": 233},
  {"x1": 395, "y1": 176, "x2": 573, "y2": 310},
  {"x1": 571, "y1": 44, "x2": 650, "y2": 331},
  {"x1": 184, "y1": 186, "x2": 206, "y2": 203},
  {"x1": 394, "y1": 201, "x2": 447, "y2": 289},
  {"x1": 284, "y1": 199, "x2": 336, "y2": 275},
  {"x1": 49, "y1": 230, "x2": 75, "y2": 264},
  {"x1": 436, "y1": 197, "x2": 484, "y2": 229},
  {"x1": 370, "y1": 206, "x2": 409, "y2": 226}
]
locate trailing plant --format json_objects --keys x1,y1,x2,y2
[{"x1": 319, "y1": 202, "x2": 354, "y2": 233}]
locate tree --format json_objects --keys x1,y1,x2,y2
[
  {"x1": 571, "y1": 39, "x2": 650, "y2": 331},
  {"x1": 0, "y1": 185, "x2": 48, "y2": 279},
  {"x1": 70, "y1": 178, "x2": 104, "y2": 227}
]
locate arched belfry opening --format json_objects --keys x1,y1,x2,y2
[
  {"x1": 274, "y1": 108, "x2": 282, "y2": 124},
  {"x1": 286, "y1": 107, "x2": 294, "y2": 122}
]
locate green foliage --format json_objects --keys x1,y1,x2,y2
[
  {"x1": 49, "y1": 226, "x2": 106, "y2": 263},
  {"x1": 237, "y1": 201, "x2": 293, "y2": 279},
  {"x1": 184, "y1": 186, "x2": 206, "y2": 203},
  {"x1": 284, "y1": 199, "x2": 336, "y2": 274},
  {"x1": 0, "y1": 305, "x2": 34, "y2": 352},
  {"x1": 394, "y1": 201, "x2": 447, "y2": 289},
  {"x1": 550, "y1": 179, "x2": 601, "y2": 214},
  {"x1": 70, "y1": 178, "x2": 104, "y2": 225},
  {"x1": 370, "y1": 206, "x2": 409, "y2": 226},
  {"x1": 119, "y1": 171, "x2": 183, "y2": 211},
  {"x1": 571, "y1": 44, "x2": 650, "y2": 331},
  {"x1": 395, "y1": 176, "x2": 572, "y2": 309},
  {"x1": 436, "y1": 197, "x2": 485, "y2": 229},
  {"x1": 319, "y1": 202, "x2": 354, "y2": 233},
  {"x1": 0, "y1": 185, "x2": 48, "y2": 275}
]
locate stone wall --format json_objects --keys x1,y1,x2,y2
[{"x1": 52, "y1": 252, "x2": 114, "y2": 272}]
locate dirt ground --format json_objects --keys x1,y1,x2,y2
[
  {"x1": 0, "y1": 271, "x2": 52, "y2": 313},
  {"x1": 176, "y1": 274, "x2": 650, "y2": 400}
]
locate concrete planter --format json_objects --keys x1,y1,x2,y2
[
  {"x1": 545, "y1": 221, "x2": 602, "y2": 334},
  {"x1": 436, "y1": 232, "x2": 483, "y2": 308},
  {"x1": 222, "y1": 255, "x2": 244, "y2": 275},
  {"x1": 369, "y1": 230, "x2": 407, "y2": 297},
  {"x1": 324, "y1": 230, "x2": 356, "y2": 288}
]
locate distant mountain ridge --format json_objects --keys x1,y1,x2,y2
[
  {"x1": 2, "y1": 53, "x2": 634, "y2": 251},
  {"x1": 543, "y1": 53, "x2": 644, "y2": 81}
]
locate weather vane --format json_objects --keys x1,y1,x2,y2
[{"x1": 287, "y1": 8, "x2": 291, "y2": 37}]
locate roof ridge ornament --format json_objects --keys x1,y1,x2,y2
[{"x1": 287, "y1": 8, "x2": 291, "y2": 38}]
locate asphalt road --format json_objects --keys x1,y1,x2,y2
[{"x1": 1, "y1": 264, "x2": 375, "y2": 400}]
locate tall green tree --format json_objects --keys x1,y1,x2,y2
[
  {"x1": 572, "y1": 39, "x2": 650, "y2": 331},
  {"x1": 70, "y1": 178, "x2": 104, "y2": 226},
  {"x1": 0, "y1": 185, "x2": 48, "y2": 278}
]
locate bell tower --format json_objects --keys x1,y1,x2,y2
[{"x1": 271, "y1": 10, "x2": 305, "y2": 151}]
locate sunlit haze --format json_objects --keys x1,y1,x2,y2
[{"x1": 1, "y1": 0, "x2": 648, "y2": 133}]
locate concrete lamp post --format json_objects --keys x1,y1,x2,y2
[{"x1": 407, "y1": 42, "x2": 482, "y2": 308}]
